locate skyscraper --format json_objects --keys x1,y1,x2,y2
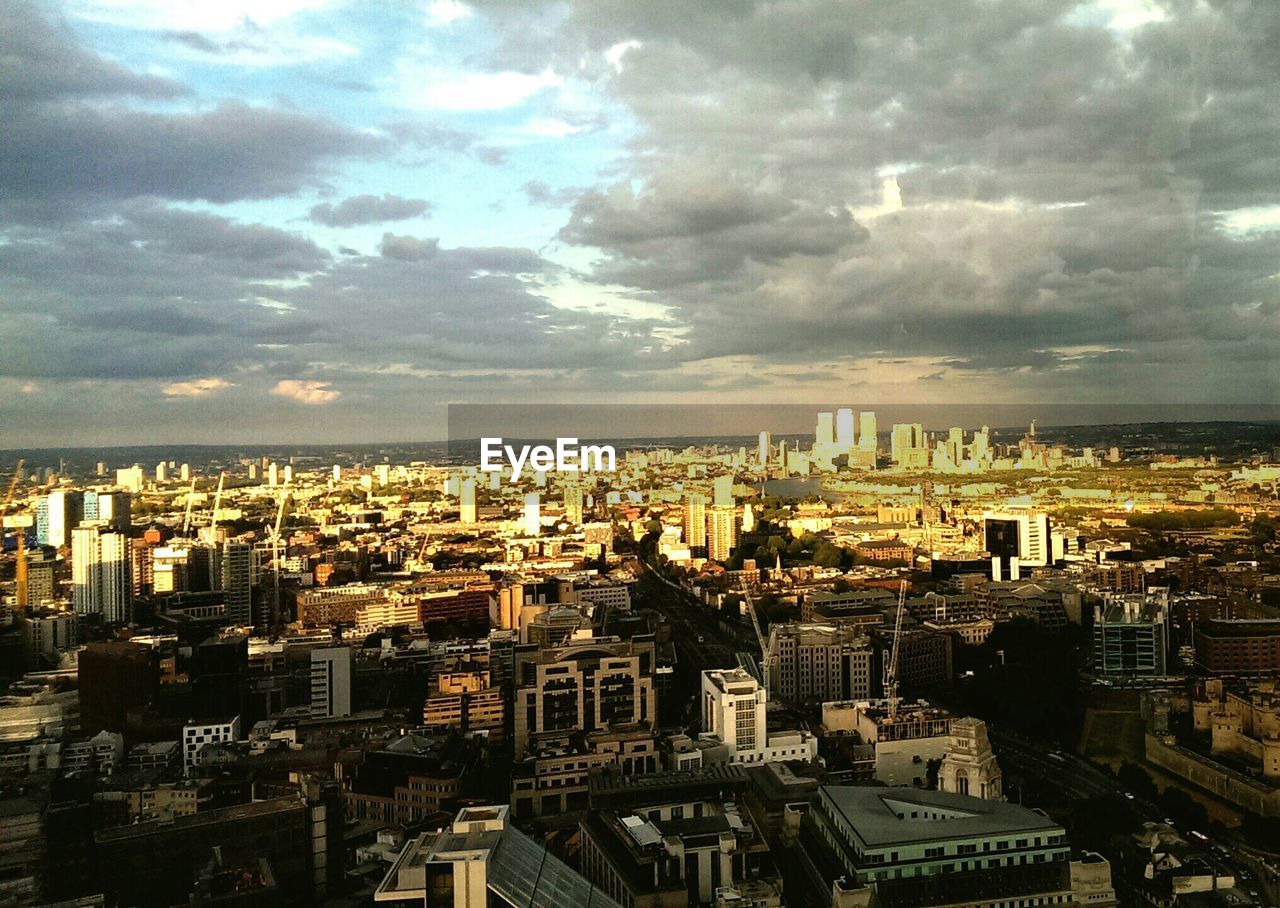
[
  {"x1": 685, "y1": 493, "x2": 707, "y2": 549},
  {"x1": 858, "y1": 410, "x2": 877, "y2": 450},
  {"x1": 890, "y1": 423, "x2": 926, "y2": 466},
  {"x1": 36, "y1": 490, "x2": 83, "y2": 548},
  {"x1": 72, "y1": 522, "x2": 132, "y2": 622},
  {"x1": 562, "y1": 484, "x2": 582, "y2": 526},
  {"x1": 83, "y1": 490, "x2": 131, "y2": 532},
  {"x1": 460, "y1": 477, "x2": 478, "y2": 524},
  {"x1": 222, "y1": 540, "x2": 253, "y2": 627},
  {"x1": 758, "y1": 430, "x2": 771, "y2": 466},
  {"x1": 815, "y1": 412, "x2": 835, "y2": 448},
  {"x1": 713, "y1": 473, "x2": 734, "y2": 508},
  {"x1": 835, "y1": 408, "x2": 855, "y2": 450},
  {"x1": 707, "y1": 505, "x2": 737, "y2": 561}
]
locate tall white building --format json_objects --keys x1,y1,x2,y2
[
  {"x1": 701, "y1": 667, "x2": 818, "y2": 764},
  {"x1": 522, "y1": 493, "x2": 541, "y2": 536},
  {"x1": 115, "y1": 466, "x2": 144, "y2": 493},
  {"x1": 815, "y1": 412, "x2": 835, "y2": 448},
  {"x1": 685, "y1": 493, "x2": 707, "y2": 549},
  {"x1": 707, "y1": 506, "x2": 737, "y2": 562},
  {"x1": 310, "y1": 646, "x2": 352, "y2": 719},
  {"x1": 267, "y1": 463, "x2": 279, "y2": 487},
  {"x1": 71, "y1": 522, "x2": 132, "y2": 622},
  {"x1": 562, "y1": 484, "x2": 582, "y2": 526},
  {"x1": 460, "y1": 478, "x2": 477, "y2": 524},
  {"x1": 155, "y1": 462, "x2": 167, "y2": 482},
  {"x1": 858, "y1": 411, "x2": 877, "y2": 450},
  {"x1": 713, "y1": 473, "x2": 734, "y2": 508},
  {"x1": 835, "y1": 408, "x2": 855, "y2": 450},
  {"x1": 758, "y1": 430, "x2": 771, "y2": 466},
  {"x1": 36, "y1": 491, "x2": 83, "y2": 548}
]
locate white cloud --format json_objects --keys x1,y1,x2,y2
[
  {"x1": 399, "y1": 65, "x2": 562, "y2": 111},
  {"x1": 162, "y1": 377, "x2": 233, "y2": 397},
  {"x1": 604, "y1": 40, "x2": 642, "y2": 74},
  {"x1": 427, "y1": 0, "x2": 471, "y2": 27},
  {"x1": 521, "y1": 117, "x2": 587, "y2": 138},
  {"x1": 68, "y1": 0, "x2": 333, "y2": 31},
  {"x1": 272, "y1": 379, "x2": 340, "y2": 404}
]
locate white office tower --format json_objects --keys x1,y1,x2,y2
[
  {"x1": 858, "y1": 411, "x2": 877, "y2": 450},
  {"x1": 815, "y1": 411, "x2": 835, "y2": 448},
  {"x1": 890, "y1": 423, "x2": 925, "y2": 465},
  {"x1": 72, "y1": 522, "x2": 132, "y2": 622},
  {"x1": 685, "y1": 493, "x2": 707, "y2": 549},
  {"x1": 248, "y1": 463, "x2": 259, "y2": 481},
  {"x1": 221, "y1": 541, "x2": 253, "y2": 627},
  {"x1": 947, "y1": 426, "x2": 965, "y2": 464},
  {"x1": 758, "y1": 430, "x2": 771, "y2": 466},
  {"x1": 563, "y1": 485, "x2": 582, "y2": 526},
  {"x1": 180, "y1": 463, "x2": 190, "y2": 481},
  {"x1": 835, "y1": 408, "x2": 855, "y2": 450},
  {"x1": 374, "y1": 464, "x2": 390, "y2": 486},
  {"x1": 778, "y1": 440, "x2": 788, "y2": 475},
  {"x1": 702, "y1": 668, "x2": 766, "y2": 761},
  {"x1": 742, "y1": 502, "x2": 756, "y2": 534},
  {"x1": 155, "y1": 462, "x2": 167, "y2": 482},
  {"x1": 522, "y1": 493, "x2": 541, "y2": 536},
  {"x1": 310, "y1": 646, "x2": 352, "y2": 719},
  {"x1": 267, "y1": 462, "x2": 279, "y2": 487},
  {"x1": 85, "y1": 490, "x2": 131, "y2": 532},
  {"x1": 460, "y1": 478, "x2": 477, "y2": 524},
  {"x1": 332, "y1": 464, "x2": 341, "y2": 482},
  {"x1": 283, "y1": 464, "x2": 294, "y2": 484},
  {"x1": 972, "y1": 425, "x2": 991, "y2": 461},
  {"x1": 37, "y1": 490, "x2": 82, "y2": 548},
  {"x1": 713, "y1": 473, "x2": 734, "y2": 508}
]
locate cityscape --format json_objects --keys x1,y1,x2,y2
[
  {"x1": 2, "y1": 412, "x2": 1280, "y2": 906},
  {"x1": 3, "y1": 0, "x2": 1280, "y2": 906}
]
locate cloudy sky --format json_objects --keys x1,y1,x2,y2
[{"x1": 1, "y1": 0, "x2": 1277, "y2": 446}]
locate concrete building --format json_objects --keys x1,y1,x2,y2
[
  {"x1": 701, "y1": 668, "x2": 818, "y2": 764},
  {"x1": 707, "y1": 505, "x2": 738, "y2": 562},
  {"x1": 768, "y1": 623, "x2": 873, "y2": 705},
  {"x1": 221, "y1": 540, "x2": 252, "y2": 626},
  {"x1": 310, "y1": 646, "x2": 352, "y2": 719},
  {"x1": 182, "y1": 715, "x2": 241, "y2": 773},
  {"x1": 1194, "y1": 618, "x2": 1280, "y2": 674},
  {"x1": 71, "y1": 522, "x2": 132, "y2": 622},
  {"x1": 1093, "y1": 592, "x2": 1169, "y2": 676}
]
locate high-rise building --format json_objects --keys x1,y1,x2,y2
[
  {"x1": 684, "y1": 493, "x2": 707, "y2": 549},
  {"x1": 1094, "y1": 593, "x2": 1169, "y2": 676},
  {"x1": 84, "y1": 490, "x2": 131, "y2": 532},
  {"x1": 180, "y1": 463, "x2": 190, "y2": 481},
  {"x1": 522, "y1": 493, "x2": 540, "y2": 536},
  {"x1": 946, "y1": 426, "x2": 965, "y2": 463},
  {"x1": 701, "y1": 667, "x2": 818, "y2": 763},
  {"x1": 283, "y1": 464, "x2": 294, "y2": 484},
  {"x1": 155, "y1": 462, "x2": 167, "y2": 482},
  {"x1": 72, "y1": 522, "x2": 132, "y2": 622},
  {"x1": 758, "y1": 430, "x2": 771, "y2": 465},
  {"x1": 332, "y1": 463, "x2": 341, "y2": 482},
  {"x1": 115, "y1": 466, "x2": 144, "y2": 493},
  {"x1": 267, "y1": 463, "x2": 279, "y2": 487},
  {"x1": 815, "y1": 411, "x2": 835, "y2": 448},
  {"x1": 890, "y1": 423, "x2": 926, "y2": 466},
  {"x1": 713, "y1": 473, "x2": 734, "y2": 508},
  {"x1": 36, "y1": 491, "x2": 83, "y2": 548},
  {"x1": 858, "y1": 410, "x2": 877, "y2": 450},
  {"x1": 79, "y1": 641, "x2": 159, "y2": 734},
  {"x1": 836, "y1": 407, "x2": 855, "y2": 450},
  {"x1": 460, "y1": 478, "x2": 478, "y2": 524},
  {"x1": 983, "y1": 508, "x2": 1051, "y2": 580},
  {"x1": 706, "y1": 505, "x2": 737, "y2": 561},
  {"x1": 221, "y1": 540, "x2": 252, "y2": 626},
  {"x1": 310, "y1": 646, "x2": 353, "y2": 719}
]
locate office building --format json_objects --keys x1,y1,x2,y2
[
  {"x1": 701, "y1": 668, "x2": 818, "y2": 764},
  {"x1": 36, "y1": 491, "x2": 82, "y2": 548},
  {"x1": 758, "y1": 430, "x2": 771, "y2": 466},
  {"x1": 563, "y1": 484, "x2": 583, "y2": 526},
  {"x1": 1093, "y1": 593, "x2": 1169, "y2": 676},
  {"x1": 1195, "y1": 619, "x2": 1280, "y2": 673},
  {"x1": 890, "y1": 423, "x2": 927, "y2": 467},
  {"x1": 21, "y1": 609, "x2": 78, "y2": 668},
  {"x1": 310, "y1": 646, "x2": 352, "y2": 718},
  {"x1": 115, "y1": 465, "x2": 144, "y2": 493},
  {"x1": 513, "y1": 638, "x2": 657, "y2": 756},
  {"x1": 83, "y1": 490, "x2": 131, "y2": 531},
  {"x1": 768, "y1": 623, "x2": 873, "y2": 704},
  {"x1": 836, "y1": 407, "x2": 856, "y2": 450},
  {"x1": 376, "y1": 805, "x2": 621, "y2": 908},
  {"x1": 713, "y1": 473, "x2": 734, "y2": 508},
  {"x1": 71, "y1": 522, "x2": 132, "y2": 622},
  {"x1": 858, "y1": 410, "x2": 877, "y2": 450},
  {"x1": 78, "y1": 640, "x2": 159, "y2": 734},
  {"x1": 983, "y1": 508, "x2": 1052, "y2": 580},
  {"x1": 182, "y1": 715, "x2": 241, "y2": 772},
  {"x1": 816, "y1": 411, "x2": 835, "y2": 448},
  {"x1": 810, "y1": 786, "x2": 1075, "y2": 907}
]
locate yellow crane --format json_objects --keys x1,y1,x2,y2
[{"x1": 2, "y1": 460, "x2": 31, "y2": 609}]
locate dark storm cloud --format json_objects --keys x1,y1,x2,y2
[{"x1": 309, "y1": 194, "x2": 433, "y2": 227}]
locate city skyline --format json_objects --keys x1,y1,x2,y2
[{"x1": 2, "y1": 0, "x2": 1278, "y2": 446}]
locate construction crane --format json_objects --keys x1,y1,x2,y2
[
  {"x1": 205, "y1": 471, "x2": 225, "y2": 542},
  {"x1": 270, "y1": 486, "x2": 291, "y2": 626},
  {"x1": 2, "y1": 460, "x2": 30, "y2": 609},
  {"x1": 884, "y1": 579, "x2": 909, "y2": 719},
  {"x1": 180, "y1": 475, "x2": 198, "y2": 537},
  {"x1": 740, "y1": 581, "x2": 772, "y2": 693}
]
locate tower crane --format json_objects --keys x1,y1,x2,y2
[
  {"x1": 740, "y1": 581, "x2": 772, "y2": 694},
  {"x1": 270, "y1": 485, "x2": 291, "y2": 626},
  {"x1": 2, "y1": 460, "x2": 31, "y2": 609},
  {"x1": 180, "y1": 475, "x2": 198, "y2": 537},
  {"x1": 207, "y1": 471, "x2": 226, "y2": 540},
  {"x1": 884, "y1": 579, "x2": 909, "y2": 719}
]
